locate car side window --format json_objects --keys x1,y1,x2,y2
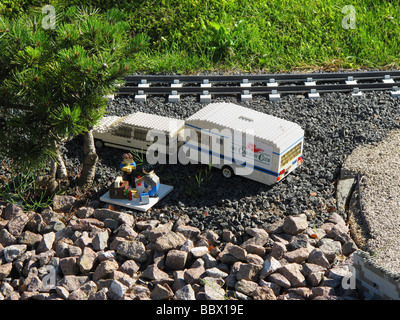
[
  {"x1": 134, "y1": 128, "x2": 148, "y2": 141},
  {"x1": 114, "y1": 126, "x2": 133, "y2": 138}
]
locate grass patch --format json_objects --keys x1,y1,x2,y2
[
  {"x1": 124, "y1": 0, "x2": 400, "y2": 72},
  {"x1": 3, "y1": 0, "x2": 399, "y2": 72},
  {"x1": 0, "y1": 168, "x2": 56, "y2": 212}
]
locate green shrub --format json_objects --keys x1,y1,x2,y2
[{"x1": 0, "y1": 0, "x2": 29, "y2": 18}]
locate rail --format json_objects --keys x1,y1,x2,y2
[{"x1": 116, "y1": 71, "x2": 400, "y2": 102}]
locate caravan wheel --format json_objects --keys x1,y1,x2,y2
[{"x1": 221, "y1": 166, "x2": 234, "y2": 179}]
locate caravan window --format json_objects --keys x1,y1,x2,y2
[{"x1": 280, "y1": 142, "x2": 302, "y2": 167}]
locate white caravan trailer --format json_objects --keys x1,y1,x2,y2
[
  {"x1": 182, "y1": 103, "x2": 304, "y2": 185},
  {"x1": 93, "y1": 112, "x2": 185, "y2": 153}
]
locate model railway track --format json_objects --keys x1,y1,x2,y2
[{"x1": 116, "y1": 71, "x2": 400, "y2": 102}]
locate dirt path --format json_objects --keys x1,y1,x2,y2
[{"x1": 341, "y1": 129, "x2": 400, "y2": 274}]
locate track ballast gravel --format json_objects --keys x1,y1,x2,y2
[{"x1": 63, "y1": 89, "x2": 400, "y2": 243}]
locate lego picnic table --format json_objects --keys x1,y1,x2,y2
[{"x1": 100, "y1": 183, "x2": 173, "y2": 212}]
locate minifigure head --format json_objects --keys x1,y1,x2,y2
[{"x1": 122, "y1": 153, "x2": 134, "y2": 165}]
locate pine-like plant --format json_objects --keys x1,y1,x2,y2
[{"x1": 0, "y1": 5, "x2": 136, "y2": 192}]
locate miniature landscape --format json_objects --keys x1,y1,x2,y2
[
  {"x1": 1, "y1": 89, "x2": 400, "y2": 300},
  {"x1": 1, "y1": 1, "x2": 400, "y2": 302}
]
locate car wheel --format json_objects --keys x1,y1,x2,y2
[{"x1": 95, "y1": 139, "x2": 104, "y2": 148}]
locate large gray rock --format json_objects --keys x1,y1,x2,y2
[
  {"x1": 236, "y1": 263, "x2": 262, "y2": 282},
  {"x1": 52, "y1": 195, "x2": 79, "y2": 212},
  {"x1": 108, "y1": 280, "x2": 128, "y2": 300},
  {"x1": 68, "y1": 245, "x2": 82, "y2": 257},
  {"x1": 59, "y1": 257, "x2": 79, "y2": 276},
  {"x1": 135, "y1": 219, "x2": 159, "y2": 231},
  {"x1": 150, "y1": 283, "x2": 174, "y2": 300},
  {"x1": 267, "y1": 273, "x2": 291, "y2": 289},
  {"x1": 92, "y1": 230, "x2": 109, "y2": 251},
  {"x1": 89, "y1": 289, "x2": 108, "y2": 301},
  {"x1": 317, "y1": 238, "x2": 342, "y2": 262},
  {"x1": 0, "y1": 282, "x2": 14, "y2": 299},
  {"x1": 78, "y1": 247, "x2": 97, "y2": 273},
  {"x1": 253, "y1": 285, "x2": 277, "y2": 300},
  {"x1": 175, "y1": 225, "x2": 201, "y2": 240},
  {"x1": 55, "y1": 286, "x2": 70, "y2": 299},
  {"x1": 93, "y1": 208, "x2": 134, "y2": 227},
  {"x1": 202, "y1": 253, "x2": 219, "y2": 269},
  {"x1": 69, "y1": 218, "x2": 105, "y2": 232},
  {"x1": 93, "y1": 260, "x2": 119, "y2": 281},
  {"x1": 165, "y1": 250, "x2": 188, "y2": 270},
  {"x1": 282, "y1": 214, "x2": 308, "y2": 235},
  {"x1": 57, "y1": 275, "x2": 89, "y2": 292},
  {"x1": 260, "y1": 256, "x2": 281, "y2": 279},
  {"x1": 235, "y1": 279, "x2": 258, "y2": 296},
  {"x1": 116, "y1": 240, "x2": 147, "y2": 263},
  {"x1": 142, "y1": 264, "x2": 172, "y2": 281},
  {"x1": 115, "y1": 224, "x2": 137, "y2": 239},
  {"x1": 149, "y1": 222, "x2": 174, "y2": 242},
  {"x1": 0, "y1": 263, "x2": 13, "y2": 280},
  {"x1": 190, "y1": 246, "x2": 209, "y2": 258},
  {"x1": 7, "y1": 212, "x2": 29, "y2": 237},
  {"x1": 227, "y1": 244, "x2": 247, "y2": 260},
  {"x1": 118, "y1": 260, "x2": 140, "y2": 277},
  {"x1": 3, "y1": 203, "x2": 23, "y2": 220},
  {"x1": 270, "y1": 242, "x2": 287, "y2": 259},
  {"x1": 205, "y1": 267, "x2": 228, "y2": 279},
  {"x1": 184, "y1": 265, "x2": 206, "y2": 285},
  {"x1": 336, "y1": 178, "x2": 356, "y2": 212},
  {"x1": 278, "y1": 263, "x2": 306, "y2": 288},
  {"x1": 3, "y1": 244, "x2": 27, "y2": 262},
  {"x1": 0, "y1": 228, "x2": 16, "y2": 248},
  {"x1": 311, "y1": 286, "x2": 335, "y2": 299},
  {"x1": 76, "y1": 207, "x2": 95, "y2": 219},
  {"x1": 110, "y1": 270, "x2": 135, "y2": 288},
  {"x1": 17, "y1": 231, "x2": 43, "y2": 247},
  {"x1": 154, "y1": 231, "x2": 186, "y2": 252},
  {"x1": 174, "y1": 284, "x2": 196, "y2": 300},
  {"x1": 308, "y1": 271, "x2": 325, "y2": 287},
  {"x1": 283, "y1": 248, "x2": 310, "y2": 264},
  {"x1": 308, "y1": 248, "x2": 331, "y2": 268},
  {"x1": 203, "y1": 277, "x2": 226, "y2": 300},
  {"x1": 25, "y1": 212, "x2": 47, "y2": 234},
  {"x1": 36, "y1": 232, "x2": 56, "y2": 253}
]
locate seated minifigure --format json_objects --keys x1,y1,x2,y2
[
  {"x1": 135, "y1": 165, "x2": 160, "y2": 198},
  {"x1": 120, "y1": 153, "x2": 136, "y2": 187}
]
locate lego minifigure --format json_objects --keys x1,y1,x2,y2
[
  {"x1": 135, "y1": 165, "x2": 160, "y2": 197},
  {"x1": 120, "y1": 153, "x2": 136, "y2": 187}
]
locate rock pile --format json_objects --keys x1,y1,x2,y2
[{"x1": 0, "y1": 200, "x2": 360, "y2": 300}]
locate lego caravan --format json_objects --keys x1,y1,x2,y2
[{"x1": 182, "y1": 103, "x2": 304, "y2": 185}]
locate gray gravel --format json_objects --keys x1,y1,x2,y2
[
  {"x1": 341, "y1": 129, "x2": 400, "y2": 274},
  {"x1": 65, "y1": 88, "x2": 400, "y2": 242}
]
